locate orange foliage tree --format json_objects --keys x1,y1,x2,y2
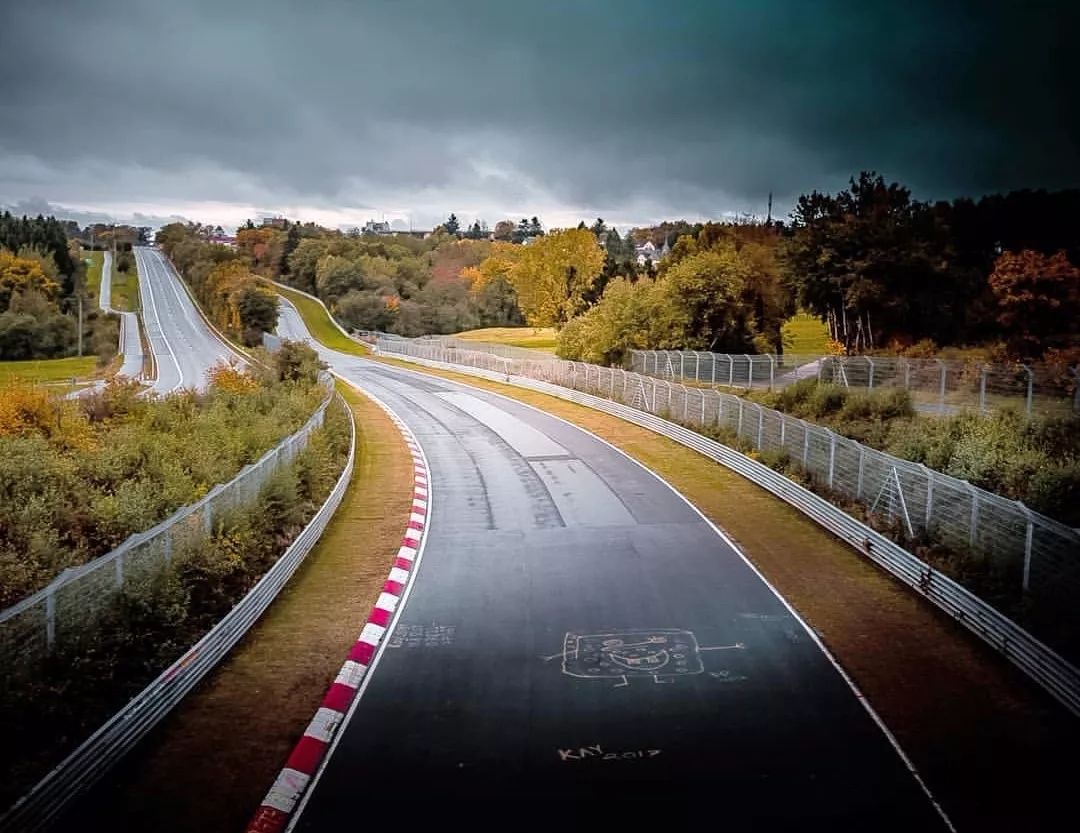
[{"x1": 989, "y1": 250, "x2": 1080, "y2": 359}]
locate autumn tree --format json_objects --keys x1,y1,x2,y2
[
  {"x1": 498, "y1": 228, "x2": 604, "y2": 327},
  {"x1": 989, "y1": 250, "x2": 1080, "y2": 359},
  {"x1": 493, "y1": 220, "x2": 515, "y2": 241},
  {"x1": 0, "y1": 251, "x2": 58, "y2": 311}
]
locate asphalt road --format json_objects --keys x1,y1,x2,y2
[
  {"x1": 133, "y1": 246, "x2": 237, "y2": 393},
  {"x1": 275, "y1": 302, "x2": 949, "y2": 832}
]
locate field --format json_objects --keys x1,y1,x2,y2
[
  {"x1": 781, "y1": 312, "x2": 829, "y2": 354},
  {"x1": 0, "y1": 356, "x2": 98, "y2": 385},
  {"x1": 271, "y1": 284, "x2": 369, "y2": 356},
  {"x1": 453, "y1": 326, "x2": 557, "y2": 352}
]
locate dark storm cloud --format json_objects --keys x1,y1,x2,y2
[{"x1": 0, "y1": 0, "x2": 1076, "y2": 226}]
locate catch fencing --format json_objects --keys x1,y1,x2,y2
[
  {"x1": 630, "y1": 350, "x2": 1080, "y2": 417},
  {"x1": 380, "y1": 338, "x2": 1080, "y2": 664},
  {"x1": 0, "y1": 375, "x2": 335, "y2": 668}
]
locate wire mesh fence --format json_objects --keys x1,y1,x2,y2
[
  {"x1": 380, "y1": 339, "x2": 1080, "y2": 654},
  {"x1": 630, "y1": 350, "x2": 1080, "y2": 417},
  {"x1": 0, "y1": 376, "x2": 335, "y2": 668}
]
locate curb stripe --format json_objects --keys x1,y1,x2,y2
[{"x1": 247, "y1": 403, "x2": 430, "y2": 833}]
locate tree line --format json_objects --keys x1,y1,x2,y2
[
  {"x1": 543, "y1": 173, "x2": 1079, "y2": 368},
  {"x1": 0, "y1": 213, "x2": 117, "y2": 362}
]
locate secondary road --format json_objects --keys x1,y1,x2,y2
[
  {"x1": 275, "y1": 301, "x2": 950, "y2": 832},
  {"x1": 133, "y1": 246, "x2": 239, "y2": 393},
  {"x1": 99, "y1": 251, "x2": 143, "y2": 380}
]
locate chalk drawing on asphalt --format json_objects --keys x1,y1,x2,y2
[{"x1": 541, "y1": 629, "x2": 745, "y2": 687}]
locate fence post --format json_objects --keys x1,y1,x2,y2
[
  {"x1": 936, "y1": 359, "x2": 947, "y2": 415},
  {"x1": 968, "y1": 483, "x2": 979, "y2": 547},
  {"x1": 867, "y1": 357, "x2": 875, "y2": 390},
  {"x1": 682, "y1": 385, "x2": 689, "y2": 422},
  {"x1": 856, "y1": 446, "x2": 865, "y2": 499},
  {"x1": 701, "y1": 390, "x2": 706, "y2": 424},
  {"x1": 679, "y1": 352, "x2": 685, "y2": 379},
  {"x1": 802, "y1": 421, "x2": 810, "y2": 468},
  {"x1": 922, "y1": 465, "x2": 935, "y2": 531},
  {"x1": 728, "y1": 355, "x2": 735, "y2": 388},
  {"x1": 711, "y1": 353, "x2": 717, "y2": 384},
  {"x1": 666, "y1": 381, "x2": 673, "y2": 412},
  {"x1": 827, "y1": 432, "x2": 836, "y2": 489},
  {"x1": 694, "y1": 352, "x2": 700, "y2": 382},
  {"x1": 1022, "y1": 364, "x2": 1033, "y2": 416},
  {"x1": 757, "y1": 406, "x2": 764, "y2": 448},
  {"x1": 979, "y1": 365, "x2": 988, "y2": 414},
  {"x1": 45, "y1": 588, "x2": 56, "y2": 648},
  {"x1": 779, "y1": 412, "x2": 786, "y2": 450},
  {"x1": 768, "y1": 355, "x2": 776, "y2": 391},
  {"x1": 1019, "y1": 502, "x2": 1034, "y2": 592}
]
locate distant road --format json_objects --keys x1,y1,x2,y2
[
  {"x1": 271, "y1": 300, "x2": 950, "y2": 832},
  {"x1": 134, "y1": 246, "x2": 238, "y2": 393}
]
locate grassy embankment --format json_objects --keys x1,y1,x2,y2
[
  {"x1": 73, "y1": 381, "x2": 411, "y2": 833},
  {"x1": 84, "y1": 250, "x2": 104, "y2": 301},
  {"x1": 453, "y1": 326, "x2": 557, "y2": 353},
  {"x1": 110, "y1": 254, "x2": 139, "y2": 312},
  {"x1": 272, "y1": 283, "x2": 369, "y2": 355}
]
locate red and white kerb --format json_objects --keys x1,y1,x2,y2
[{"x1": 246, "y1": 409, "x2": 428, "y2": 833}]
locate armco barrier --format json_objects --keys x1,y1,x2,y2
[
  {"x1": 1, "y1": 392, "x2": 355, "y2": 832},
  {"x1": 376, "y1": 340, "x2": 1080, "y2": 717}
]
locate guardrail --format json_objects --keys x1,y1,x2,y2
[
  {"x1": 0, "y1": 376, "x2": 335, "y2": 665},
  {"x1": 1, "y1": 389, "x2": 356, "y2": 832},
  {"x1": 376, "y1": 338, "x2": 1080, "y2": 717}
]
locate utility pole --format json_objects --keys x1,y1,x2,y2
[
  {"x1": 77, "y1": 295, "x2": 83, "y2": 357},
  {"x1": 766, "y1": 192, "x2": 773, "y2": 225}
]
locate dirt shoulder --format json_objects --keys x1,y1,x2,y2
[
  {"x1": 373, "y1": 356, "x2": 1076, "y2": 833},
  {"x1": 73, "y1": 381, "x2": 412, "y2": 833}
]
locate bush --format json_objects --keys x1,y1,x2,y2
[{"x1": 0, "y1": 372, "x2": 327, "y2": 606}]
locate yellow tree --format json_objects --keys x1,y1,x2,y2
[
  {"x1": 504, "y1": 229, "x2": 604, "y2": 327},
  {"x1": 0, "y1": 251, "x2": 59, "y2": 311}
]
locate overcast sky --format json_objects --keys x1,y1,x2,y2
[{"x1": 1, "y1": 0, "x2": 1077, "y2": 231}]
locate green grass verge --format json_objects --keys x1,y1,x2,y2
[
  {"x1": 84, "y1": 250, "x2": 104, "y2": 301},
  {"x1": 0, "y1": 356, "x2": 98, "y2": 385},
  {"x1": 453, "y1": 326, "x2": 557, "y2": 353},
  {"x1": 272, "y1": 284, "x2": 368, "y2": 356},
  {"x1": 110, "y1": 258, "x2": 139, "y2": 312},
  {"x1": 782, "y1": 312, "x2": 829, "y2": 354}
]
